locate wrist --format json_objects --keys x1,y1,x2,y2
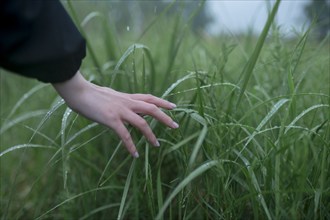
[{"x1": 52, "y1": 71, "x2": 90, "y2": 103}]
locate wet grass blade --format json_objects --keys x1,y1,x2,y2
[
  {"x1": 285, "y1": 104, "x2": 329, "y2": 134},
  {"x1": 234, "y1": 150, "x2": 272, "y2": 220},
  {"x1": 4, "y1": 84, "x2": 47, "y2": 122},
  {"x1": 156, "y1": 160, "x2": 219, "y2": 220},
  {"x1": 98, "y1": 141, "x2": 122, "y2": 186},
  {"x1": 111, "y1": 44, "x2": 151, "y2": 87},
  {"x1": 61, "y1": 108, "x2": 73, "y2": 191},
  {"x1": 0, "y1": 110, "x2": 48, "y2": 134},
  {"x1": 239, "y1": 98, "x2": 289, "y2": 155},
  {"x1": 35, "y1": 186, "x2": 123, "y2": 220},
  {"x1": 188, "y1": 126, "x2": 208, "y2": 169},
  {"x1": 117, "y1": 159, "x2": 136, "y2": 220},
  {"x1": 0, "y1": 144, "x2": 56, "y2": 157},
  {"x1": 236, "y1": 0, "x2": 281, "y2": 107},
  {"x1": 79, "y1": 203, "x2": 121, "y2": 220}
]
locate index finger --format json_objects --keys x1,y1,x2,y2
[
  {"x1": 113, "y1": 122, "x2": 139, "y2": 158},
  {"x1": 133, "y1": 102, "x2": 179, "y2": 129},
  {"x1": 130, "y1": 94, "x2": 176, "y2": 110}
]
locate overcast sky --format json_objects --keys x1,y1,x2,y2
[{"x1": 206, "y1": 0, "x2": 310, "y2": 35}]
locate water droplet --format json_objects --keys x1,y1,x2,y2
[
  {"x1": 126, "y1": 26, "x2": 130, "y2": 31},
  {"x1": 257, "y1": 194, "x2": 262, "y2": 200}
]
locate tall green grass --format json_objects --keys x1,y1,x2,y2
[{"x1": 1, "y1": 0, "x2": 329, "y2": 219}]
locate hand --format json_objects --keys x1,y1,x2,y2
[{"x1": 52, "y1": 71, "x2": 178, "y2": 158}]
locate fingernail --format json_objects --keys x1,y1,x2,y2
[
  {"x1": 133, "y1": 152, "x2": 139, "y2": 158},
  {"x1": 154, "y1": 140, "x2": 160, "y2": 147},
  {"x1": 172, "y1": 122, "x2": 179, "y2": 129},
  {"x1": 170, "y1": 103, "x2": 177, "y2": 109}
]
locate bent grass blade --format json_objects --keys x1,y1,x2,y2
[
  {"x1": 0, "y1": 110, "x2": 48, "y2": 135},
  {"x1": 35, "y1": 186, "x2": 123, "y2": 220},
  {"x1": 111, "y1": 44, "x2": 151, "y2": 87},
  {"x1": 4, "y1": 84, "x2": 47, "y2": 122},
  {"x1": 284, "y1": 104, "x2": 329, "y2": 134},
  {"x1": 156, "y1": 160, "x2": 220, "y2": 220},
  {"x1": 238, "y1": 98, "x2": 289, "y2": 155},
  {"x1": 0, "y1": 144, "x2": 56, "y2": 158}
]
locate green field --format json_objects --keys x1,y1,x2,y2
[{"x1": 1, "y1": 1, "x2": 329, "y2": 219}]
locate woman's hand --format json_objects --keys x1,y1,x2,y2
[{"x1": 52, "y1": 71, "x2": 178, "y2": 158}]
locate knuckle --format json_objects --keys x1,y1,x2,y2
[
  {"x1": 146, "y1": 104, "x2": 158, "y2": 113},
  {"x1": 105, "y1": 116, "x2": 120, "y2": 128},
  {"x1": 137, "y1": 118, "x2": 148, "y2": 128},
  {"x1": 122, "y1": 132, "x2": 132, "y2": 143},
  {"x1": 145, "y1": 94, "x2": 155, "y2": 102}
]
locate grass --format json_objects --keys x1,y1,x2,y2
[{"x1": 1, "y1": 0, "x2": 329, "y2": 219}]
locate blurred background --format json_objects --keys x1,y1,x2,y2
[
  {"x1": 69, "y1": 0, "x2": 330, "y2": 40},
  {"x1": 1, "y1": 0, "x2": 329, "y2": 219}
]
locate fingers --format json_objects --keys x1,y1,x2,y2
[
  {"x1": 133, "y1": 102, "x2": 179, "y2": 129},
  {"x1": 113, "y1": 122, "x2": 139, "y2": 158},
  {"x1": 104, "y1": 92, "x2": 179, "y2": 159},
  {"x1": 125, "y1": 112, "x2": 160, "y2": 147},
  {"x1": 112, "y1": 107, "x2": 177, "y2": 158},
  {"x1": 130, "y1": 94, "x2": 176, "y2": 110}
]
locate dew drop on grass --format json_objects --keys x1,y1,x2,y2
[{"x1": 258, "y1": 194, "x2": 262, "y2": 201}]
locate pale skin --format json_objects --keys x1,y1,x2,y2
[{"x1": 52, "y1": 71, "x2": 179, "y2": 158}]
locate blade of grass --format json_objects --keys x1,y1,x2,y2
[
  {"x1": 287, "y1": 27, "x2": 311, "y2": 119},
  {"x1": 137, "y1": 1, "x2": 177, "y2": 41},
  {"x1": 236, "y1": 0, "x2": 281, "y2": 107},
  {"x1": 162, "y1": 72, "x2": 197, "y2": 98},
  {"x1": 234, "y1": 150, "x2": 272, "y2": 220},
  {"x1": 79, "y1": 203, "x2": 121, "y2": 220},
  {"x1": 4, "y1": 84, "x2": 47, "y2": 122},
  {"x1": 0, "y1": 144, "x2": 56, "y2": 157},
  {"x1": 99, "y1": 155, "x2": 131, "y2": 187},
  {"x1": 65, "y1": 122, "x2": 98, "y2": 145},
  {"x1": 35, "y1": 186, "x2": 123, "y2": 220},
  {"x1": 98, "y1": 140, "x2": 123, "y2": 186},
  {"x1": 117, "y1": 159, "x2": 136, "y2": 220},
  {"x1": 165, "y1": 131, "x2": 200, "y2": 155},
  {"x1": 156, "y1": 160, "x2": 220, "y2": 220},
  {"x1": 188, "y1": 125, "x2": 208, "y2": 169},
  {"x1": 111, "y1": 44, "x2": 151, "y2": 87},
  {"x1": 238, "y1": 98, "x2": 289, "y2": 155},
  {"x1": 61, "y1": 108, "x2": 73, "y2": 191},
  {"x1": 0, "y1": 110, "x2": 48, "y2": 134},
  {"x1": 156, "y1": 165, "x2": 164, "y2": 220},
  {"x1": 284, "y1": 104, "x2": 329, "y2": 134},
  {"x1": 67, "y1": 1, "x2": 103, "y2": 76}
]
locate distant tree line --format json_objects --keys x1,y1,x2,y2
[
  {"x1": 106, "y1": 0, "x2": 212, "y2": 34},
  {"x1": 304, "y1": 0, "x2": 330, "y2": 39}
]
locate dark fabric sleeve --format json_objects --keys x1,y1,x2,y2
[{"x1": 0, "y1": 0, "x2": 86, "y2": 83}]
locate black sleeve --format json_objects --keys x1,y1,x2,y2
[{"x1": 0, "y1": 0, "x2": 86, "y2": 83}]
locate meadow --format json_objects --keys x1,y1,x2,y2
[{"x1": 1, "y1": 0, "x2": 329, "y2": 219}]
